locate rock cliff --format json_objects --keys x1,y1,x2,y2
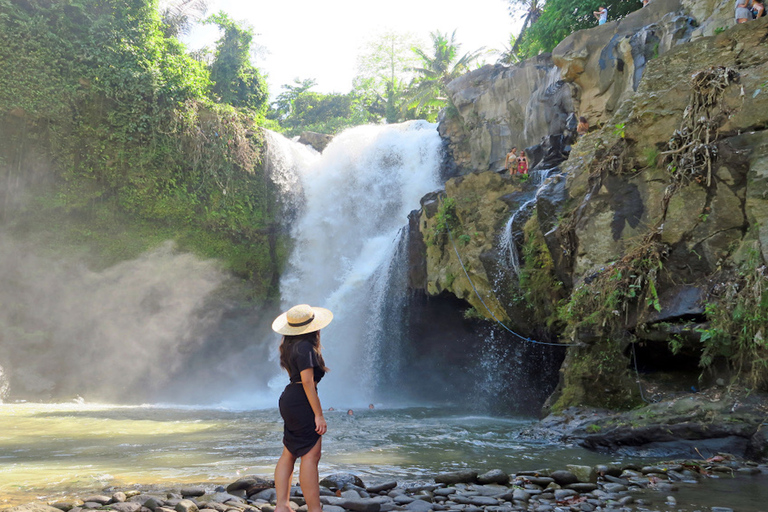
[{"x1": 415, "y1": 0, "x2": 768, "y2": 431}]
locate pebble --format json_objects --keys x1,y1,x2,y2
[{"x1": 8, "y1": 459, "x2": 765, "y2": 512}]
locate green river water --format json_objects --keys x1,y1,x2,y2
[{"x1": 1, "y1": 403, "x2": 767, "y2": 511}]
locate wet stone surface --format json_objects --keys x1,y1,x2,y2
[{"x1": 5, "y1": 457, "x2": 768, "y2": 512}]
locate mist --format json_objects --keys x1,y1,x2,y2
[{"x1": 0, "y1": 234, "x2": 280, "y2": 404}]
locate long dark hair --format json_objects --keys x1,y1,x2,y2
[{"x1": 279, "y1": 330, "x2": 329, "y2": 373}]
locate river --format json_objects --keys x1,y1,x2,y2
[
  {"x1": 3, "y1": 402, "x2": 768, "y2": 512},
  {"x1": 0, "y1": 402, "x2": 628, "y2": 506}
]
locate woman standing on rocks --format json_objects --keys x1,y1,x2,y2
[{"x1": 272, "y1": 304, "x2": 333, "y2": 512}]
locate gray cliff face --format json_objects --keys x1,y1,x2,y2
[
  {"x1": 440, "y1": 55, "x2": 575, "y2": 174},
  {"x1": 423, "y1": 0, "x2": 768, "y2": 417},
  {"x1": 440, "y1": 0, "x2": 697, "y2": 178}
]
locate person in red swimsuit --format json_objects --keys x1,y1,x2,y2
[{"x1": 517, "y1": 151, "x2": 529, "y2": 175}]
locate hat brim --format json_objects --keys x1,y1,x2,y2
[{"x1": 271, "y1": 306, "x2": 333, "y2": 335}]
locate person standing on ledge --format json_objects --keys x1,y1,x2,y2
[
  {"x1": 505, "y1": 147, "x2": 519, "y2": 175},
  {"x1": 272, "y1": 304, "x2": 333, "y2": 512},
  {"x1": 593, "y1": 6, "x2": 608, "y2": 24}
]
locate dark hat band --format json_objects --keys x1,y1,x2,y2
[{"x1": 288, "y1": 314, "x2": 315, "y2": 327}]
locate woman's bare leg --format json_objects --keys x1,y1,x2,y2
[
  {"x1": 275, "y1": 447, "x2": 297, "y2": 512},
  {"x1": 299, "y1": 438, "x2": 323, "y2": 512}
]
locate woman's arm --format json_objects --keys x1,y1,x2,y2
[{"x1": 300, "y1": 367, "x2": 327, "y2": 435}]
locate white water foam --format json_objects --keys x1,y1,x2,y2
[{"x1": 268, "y1": 121, "x2": 442, "y2": 407}]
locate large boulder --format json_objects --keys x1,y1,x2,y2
[
  {"x1": 552, "y1": 0, "x2": 695, "y2": 129},
  {"x1": 441, "y1": 55, "x2": 575, "y2": 174}
]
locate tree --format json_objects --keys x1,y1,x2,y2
[
  {"x1": 269, "y1": 78, "x2": 318, "y2": 121},
  {"x1": 403, "y1": 30, "x2": 484, "y2": 121},
  {"x1": 267, "y1": 79, "x2": 369, "y2": 136},
  {"x1": 508, "y1": 0, "x2": 543, "y2": 55},
  {"x1": 205, "y1": 12, "x2": 268, "y2": 113},
  {"x1": 516, "y1": 0, "x2": 641, "y2": 57},
  {"x1": 352, "y1": 31, "x2": 422, "y2": 123},
  {"x1": 159, "y1": 0, "x2": 208, "y2": 37}
]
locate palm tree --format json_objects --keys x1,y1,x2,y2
[
  {"x1": 159, "y1": 0, "x2": 209, "y2": 38},
  {"x1": 403, "y1": 30, "x2": 484, "y2": 120},
  {"x1": 510, "y1": 0, "x2": 543, "y2": 55}
]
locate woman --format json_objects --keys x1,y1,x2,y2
[
  {"x1": 736, "y1": 0, "x2": 752, "y2": 23},
  {"x1": 517, "y1": 151, "x2": 529, "y2": 175},
  {"x1": 272, "y1": 304, "x2": 333, "y2": 512},
  {"x1": 505, "y1": 147, "x2": 518, "y2": 175},
  {"x1": 752, "y1": 0, "x2": 765, "y2": 18}
]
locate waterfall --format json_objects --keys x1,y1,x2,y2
[
  {"x1": 498, "y1": 168, "x2": 560, "y2": 278},
  {"x1": 0, "y1": 364, "x2": 8, "y2": 403},
  {"x1": 269, "y1": 121, "x2": 442, "y2": 407}
]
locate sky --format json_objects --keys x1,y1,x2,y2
[{"x1": 186, "y1": 0, "x2": 522, "y2": 98}]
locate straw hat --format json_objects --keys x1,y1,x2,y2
[{"x1": 272, "y1": 304, "x2": 333, "y2": 335}]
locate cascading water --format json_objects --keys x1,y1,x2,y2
[
  {"x1": 267, "y1": 121, "x2": 442, "y2": 406},
  {"x1": 498, "y1": 168, "x2": 560, "y2": 277}
]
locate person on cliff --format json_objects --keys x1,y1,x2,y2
[
  {"x1": 517, "y1": 151, "x2": 529, "y2": 176},
  {"x1": 505, "y1": 147, "x2": 519, "y2": 174},
  {"x1": 594, "y1": 6, "x2": 608, "y2": 25},
  {"x1": 736, "y1": 0, "x2": 752, "y2": 22},
  {"x1": 577, "y1": 117, "x2": 589, "y2": 137},
  {"x1": 272, "y1": 304, "x2": 333, "y2": 512},
  {"x1": 752, "y1": 0, "x2": 765, "y2": 18}
]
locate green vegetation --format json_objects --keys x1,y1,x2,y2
[
  {"x1": 0, "y1": 0, "x2": 283, "y2": 301},
  {"x1": 352, "y1": 31, "x2": 422, "y2": 124},
  {"x1": 267, "y1": 78, "x2": 371, "y2": 137},
  {"x1": 403, "y1": 30, "x2": 484, "y2": 122},
  {"x1": 551, "y1": 338, "x2": 642, "y2": 412},
  {"x1": 427, "y1": 196, "x2": 460, "y2": 246},
  {"x1": 511, "y1": 0, "x2": 641, "y2": 58},
  {"x1": 517, "y1": 215, "x2": 566, "y2": 329},
  {"x1": 695, "y1": 251, "x2": 768, "y2": 390}
]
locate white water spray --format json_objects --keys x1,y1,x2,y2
[
  {"x1": 269, "y1": 122, "x2": 442, "y2": 406},
  {"x1": 498, "y1": 168, "x2": 560, "y2": 278}
]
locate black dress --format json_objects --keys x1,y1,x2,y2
[{"x1": 279, "y1": 339, "x2": 325, "y2": 457}]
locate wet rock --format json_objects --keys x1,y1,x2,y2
[
  {"x1": 434, "y1": 470, "x2": 477, "y2": 485},
  {"x1": 366, "y1": 481, "x2": 397, "y2": 493},
  {"x1": 403, "y1": 500, "x2": 432, "y2": 512},
  {"x1": 319, "y1": 473, "x2": 366, "y2": 490},
  {"x1": 549, "y1": 470, "x2": 578, "y2": 486},
  {"x1": 433, "y1": 489, "x2": 455, "y2": 497},
  {"x1": 466, "y1": 496, "x2": 498, "y2": 506},
  {"x1": 393, "y1": 495, "x2": 414, "y2": 505},
  {"x1": 105, "y1": 504, "x2": 141, "y2": 512},
  {"x1": 140, "y1": 498, "x2": 164, "y2": 512},
  {"x1": 297, "y1": 132, "x2": 332, "y2": 152},
  {"x1": 565, "y1": 464, "x2": 596, "y2": 483},
  {"x1": 180, "y1": 489, "x2": 205, "y2": 498},
  {"x1": 512, "y1": 489, "x2": 530, "y2": 502},
  {"x1": 111, "y1": 493, "x2": 127, "y2": 504},
  {"x1": 601, "y1": 483, "x2": 627, "y2": 493},
  {"x1": 564, "y1": 483, "x2": 597, "y2": 492},
  {"x1": 521, "y1": 476, "x2": 555, "y2": 487},
  {"x1": 552, "y1": 489, "x2": 577, "y2": 500},
  {"x1": 82, "y1": 497, "x2": 112, "y2": 506},
  {"x1": 477, "y1": 469, "x2": 509, "y2": 485},
  {"x1": 251, "y1": 489, "x2": 277, "y2": 501},
  {"x1": 174, "y1": 500, "x2": 198, "y2": 512}
]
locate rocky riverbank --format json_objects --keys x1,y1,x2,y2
[{"x1": 4, "y1": 456, "x2": 768, "y2": 512}]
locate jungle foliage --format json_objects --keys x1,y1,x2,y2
[
  {"x1": 0, "y1": 0, "x2": 283, "y2": 301},
  {"x1": 512, "y1": 0, "x2": 641, "y2": 58},
  {"x1": 267, "y1": 78, "x2": 370, "y2": 137}
]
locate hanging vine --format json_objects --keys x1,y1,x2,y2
[{"x1": 662, "y1": 66, "x2": 739, "y2": 189}]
